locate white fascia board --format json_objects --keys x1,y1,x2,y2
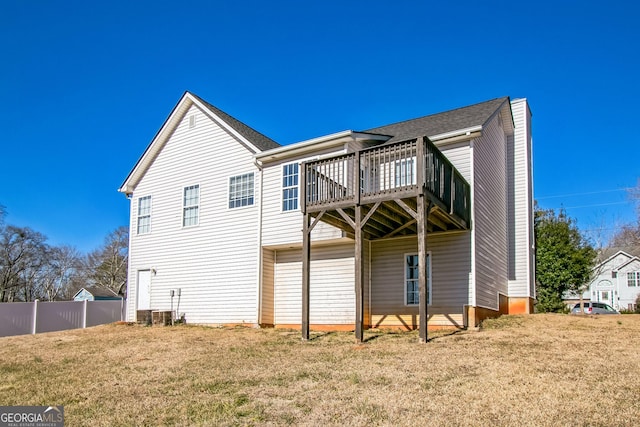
[
  {"x1": 616, "y1": 256, "x2": 640, "y2": 272},
  {"x1": 511, "y1": 98, "x2": 532, "y2": 117},
  {"x1": 429, "y1": 126, "x2": 483, "y2": 145},
  {"x1": 119, "y1": 93, "x2": 194, "y2": 194},
  {"x1": 255, "y1": 131, "x2": 389, "y2": 163}
]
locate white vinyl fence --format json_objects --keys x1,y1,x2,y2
[{"x1": 0, "y1": 300, "x2": 124, "y2": 337}]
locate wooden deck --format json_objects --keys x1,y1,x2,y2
[
  {"x1": 300, "y1": 136, "x2": 471, "y2": 343},
  {"x1": 301, "y1": 136, "x2": 470, "y2": 237}
]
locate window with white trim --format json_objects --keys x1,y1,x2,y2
[
  {"x1": 282, "y1": 163, "x2": 299, "y2": 211},
  {"x1": 183, "y1": 185, "x2": 199, "y2": 226},
  {"x1": 137, "y1": 196, "x2": 151, "y2": 234},
  {"x1": 395, "y1": 158, "x2": 416, "y2": 187},
  {"x1": 229, "y1": 173, "x2": 254, "y2": 208},
  {"x1": 628, "y1": 272, "x2": 640, "y2": 287},
  {"x1": 405, "y1": 253, "x2": 431, "y2": 305}
]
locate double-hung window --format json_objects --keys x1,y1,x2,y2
[
  {"x1": 282, "y1": 163, "x2": 299, "y2": 211},
  {"x1": 395, "y1": 158, "x2": 416, "y2": 187},
  {"x1": 405, "y1": 253, "x2": 431, "y2": 305},
  {"x1": 628, "y1": 272, "x2": 640, "y2": 287},
  {"x1": 137, "y1": 196, "x2": 151, "y2": 234},
  {"x1": 183, "y1": 185, "x2": 199, "y2": 227},
  {"x1": 229, "y1": 173, "x2": 254, "y2": 208}
]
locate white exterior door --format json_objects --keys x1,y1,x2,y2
[
  {"x1": 137, "y1": 270, "x2": 151, "y2": 310},
  {"x1": 598, "y1": 289, "x2": 612, "y2": 307}
]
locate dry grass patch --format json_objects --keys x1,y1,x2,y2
[{"x1": 1, "y1": 315, "x2": 640, "y2": 426}]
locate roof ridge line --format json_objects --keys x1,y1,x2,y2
[{"x1": 366, "y1": 96, "x2": 509, "y2": 131}]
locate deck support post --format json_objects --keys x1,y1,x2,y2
[
  {"x1": 417, "y1": 195, "x2": 430, "y2": 343},
  {"x1": 300, "y1": 136, "x2": 468, "y2": 344},
  {"x1": 302, "y1": 212, "x2": 311, "y2": 341},
  {"x1": 301, "y1": 162, "x2": 310, "y2": 341},
  {"x1": 355, "y1": 205, "x2": 364, "y2": 343}
]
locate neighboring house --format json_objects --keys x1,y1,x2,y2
[
  {"x1": 119, "y1": 92, "x2": 535, "y2": 340},
  {"x1": 73, "y1": 286, "x2": 122, "y2": 301},
  {"x1": 575, "y1": 248, "x2": 640, "y2": 311}
]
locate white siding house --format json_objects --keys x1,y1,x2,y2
[
  {"x1": 120, "y1": 93, "x2": 279, "y2": 325},
  {"x1": 508, "y1": 99, "x2": 536, "y2": 308},
  {"x1": 577, "y1": 250, "x2": 640, "y2": 311},
  {"x1": 119, "y1": 92, "x2": 535, "y2": 333}
]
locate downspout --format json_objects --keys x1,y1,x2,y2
[
  {"x1": 125, "y1": 193, "x2": 134, "y2": 322},
  {"x1": 367, "y1": 240, "x2": 373, "y2": 328},
  {"x1": 469, "y1": 139, "x2": 477, "y2": 324},
  {"x1": 615, "y1": 270, "x2": 619, "y2": 310},
  {"x1": 254, "y1": 158, "x2": 264, "y2": 326}
]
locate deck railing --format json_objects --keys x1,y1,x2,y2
[
  {"x1": 424, "y1": 139, "x2": 470, "y2": 221},
  {"x1": 360, "y1": 139, "x2": 419, "y2": 197},
  {"x1": 304, "y1": 153, "x2": 356, "y2": 207},
  {"x1": 303, "y1": 137, "x2": 470, "y2": 224}
]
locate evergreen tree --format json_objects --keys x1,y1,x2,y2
[{"x1": 535, "y1": 206, "x2": 596, "y2": 312}]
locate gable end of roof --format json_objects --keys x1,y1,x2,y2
[{"x1": 119, "y1": 91, "x2": 280, "y2": 194}]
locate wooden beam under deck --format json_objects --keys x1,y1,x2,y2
[{"x1": 301, "y1": 136, "x2": 470, "y2": 343}]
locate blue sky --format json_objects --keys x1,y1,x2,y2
[{"x1": 1, "y1": 1, "x2": 638, "y2": 253}]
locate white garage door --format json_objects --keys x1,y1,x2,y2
[{"x1": 274, "y1": 245, "x2": 355, "y2": 325}]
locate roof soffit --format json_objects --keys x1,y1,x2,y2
[{"x1": 255, "y1": 131, "x2": 390, "y2": 163}]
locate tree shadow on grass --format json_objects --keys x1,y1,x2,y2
[
  {"x1": 307, "y1": 331, "x2": 337, "y2": 341},
  {"x1": 426, "y1": 329, "x2": 463, "y2": 342},
  {"x1": 362, "y1": 328, "x2": 463, "y2": 343}
]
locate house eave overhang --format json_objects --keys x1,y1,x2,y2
[
  {"x1": 429, "y1": 125, "x2": 483, "y2": 145},
  {"x1": 255, "y1": 130, "x2": 390, "y2": 163}
]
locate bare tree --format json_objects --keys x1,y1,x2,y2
[
  {"x1": 85, "y1": 226, "x2": 129, "y2": 295},
  {"x1": 0, "y1": 226, "x2": 48, "y2": 302},
  {"x1": 0, "y1": 209, "x2": 126, "y2": 302},
  {"x1": 0, "y1": 203, "x2": 131, "y2": 301},
  {"x1": 609, "y1": 181, "x2": 640, "y2": 248},
  {"x1": 631, "y1": 179, "x2": 640, "y2": 215},
  {"x1": 40, "y1": 245, "x2": 82, "y2": 301},
  {"x1": 610, "y1": 224, "x2": 640, "y2": 247}
]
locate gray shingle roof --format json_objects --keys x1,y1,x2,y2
[
  {"x1": 190, "y1": 93, "x2": 280, "y2": 151},
  {"x1": 80, "y1": 286, "x2": 119, "y2": 298},
  {"x1": 364, "y1": 97, "x2": 510, "y2": 143},
  {"x1": 598, "y1": 246, "x2": 640, "y2": 262}
]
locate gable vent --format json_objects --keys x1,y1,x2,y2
[{"x1": 189, "y1": 115, "x2": 196, "y2": 128}]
